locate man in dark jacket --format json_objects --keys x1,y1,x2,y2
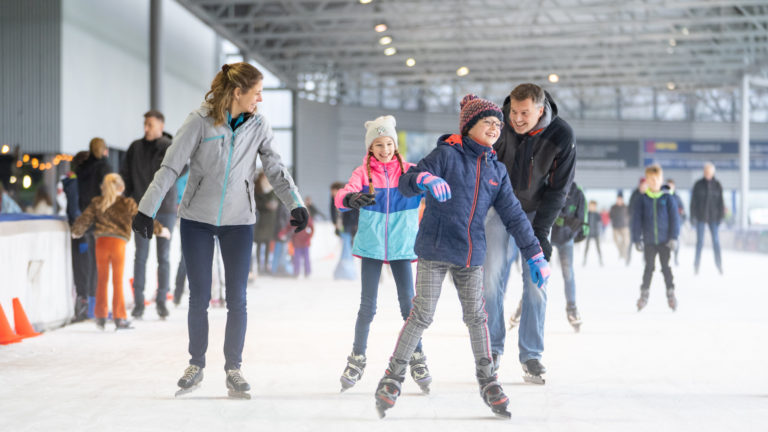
[
  {"x1": 120, "y1": 110, "x2": 177, "y2": 319},
  {"x1": 690, "y1": 162, "x2": 725, "y2": 274},
  {"x1": 74, "y1": 139, "x2": 112, "y2": 319},
  {"x1": 483, "y1": 84, "x2": 575, "y2": 384}
]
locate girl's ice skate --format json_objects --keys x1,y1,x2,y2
[
  {"x1": 409, "y1": 351, "x2": 432, "y2": 394},
  {"x1": 340, "y1": 352, "x2": 366, "y2": 392},
  {"x1": 637, "y1": 289, "x2": 649, "y2": 311},
  {"x1": 175, "y1": 365, "x2": 203, "y2": 397}
]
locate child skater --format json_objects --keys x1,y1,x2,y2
[
  {"x1": 278, "y1": 208, "x2": 314, "y2": 278},
  {"x1": 72, "y1": 173, "x2": 170, "y2": 330},
  {"x1": 631, "y1": 164, "x2": 680, "y2": 311},
  {"x1": 373, "y1": 95, "x2": 550, "y2": 419},
  {"x1": 334, "y1": 115, "x2": 432, "y2": 393}
]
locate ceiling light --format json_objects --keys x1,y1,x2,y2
[
  {"x1": 681, "y1": 27, "x2": 689, "y2": 35},
  {"x1": 666, "y1": 82, "x2": 676, "y2": 90},
  {"x1": 384, "y1": 47, "x2": 397, "y2": 56},
  {"x1": 548, "y1": 73, "x2": 559, "y2": 83},
  {"x1": 456, "y1": 66, "x2": 469, "y2": 77},
  {"x1": 304, "y1": 81, "x2": 316, "y2": 91},
  {"x1": 1, "y1": 145, "x2": 8, "y2": 154},
  {"x1": 359, "y1": 0, "x2": 372, "y2": 4},
  {"x1": 669, "y1": 38, "x2": 677, "y2": 47},
  {"x1": 379, "y1": 36, "x2": 392, "y2": 45},
  {"x1": 406, "y1": 58, "x2": 416, "y2": 67},
  {"x1": 374, "y1": 23, "x2": 387, "y2": 32}
]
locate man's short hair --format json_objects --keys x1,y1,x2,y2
[
  {"x1": 144, "y1": 110, "x2": 165, "y2": 122},
  {"x1": 509, "y1": 83, "x2": 545, "y2": 107}
]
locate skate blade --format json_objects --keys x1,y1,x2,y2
[
  {"x1": 228, "y1": 390, "x2": 251, "y2": 399},
  {"x1": 522, "y1": 374, "x2": 546, "y2": 385},
  {"x1": 492, "y1": 408, "x2": 512, "y2": 419},
  {"x1": 571, "y1": 324, "x2": 581, "y2": 333},
  {"x1": 375, "y1": 404, "x2": 388, "y2": 419},
  {"x1": 174, "y1": 384, "x2": 200, "y2": 397}
]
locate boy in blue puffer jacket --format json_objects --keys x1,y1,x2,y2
[
  {"x1": 373, "y1": 95, "x2": 550, "y2": 419},
  {"x1": 631, "y1": 164, "x2": 680, "y2": 311}
]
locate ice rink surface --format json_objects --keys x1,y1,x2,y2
[{"x1": 2, "y1": 224, "x2": 767, "y2": 432}]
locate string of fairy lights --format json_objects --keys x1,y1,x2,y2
[{"x1": 1, "y1": 144, "x2": 74, "y2": 189}]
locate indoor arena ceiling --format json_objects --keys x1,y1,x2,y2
[{"x1": 177, "y1": 0, "x2": 768, "y2": 94}]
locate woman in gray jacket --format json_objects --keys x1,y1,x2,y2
[{"x1": 132, "y1": 62, "x2": 308, "y2": 399}]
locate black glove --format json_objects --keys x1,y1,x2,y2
[
  {"x1": 635, "y1": 242, "x2": 644, "y2": 252},
  {"x1": 290, "y1": 207, "x2": 309, "y2": 233},
  {"x1": 132, "y1": 211, "x2": 154, "y2": 239},
  {"x1": 666, "y1": 239, "x2": 677, "y2": 250},
  {"x1": 535, "y1": 233, "x2": 552, "y2": 262},
  {"x1": 342, "y1": 192, "x2": 376, "y2": 210}
]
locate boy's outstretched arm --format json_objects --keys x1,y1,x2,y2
[{"x1": 399, "y1": 147, "x2": 448, "y2": 199}]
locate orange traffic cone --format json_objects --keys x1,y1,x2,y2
[
  {"x1": 0, "y1": 303, "x2": 22, "y2": 345},
  {"x1": 12, "y1": 298, "x2": 41, "y2": 339}
]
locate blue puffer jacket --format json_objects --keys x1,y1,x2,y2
[
  {"x1": 400, "y1": 134, "x2": 541, "y2": 267},
  {"x1": 631, "y1": 189, "x2": 680, "y2": 245}
]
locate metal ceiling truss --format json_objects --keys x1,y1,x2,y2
[{"x1": 177, "y1": 0, "x2": 768, "y2": 114}]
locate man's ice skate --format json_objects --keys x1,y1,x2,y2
[
  {"x1": 340, "y1": 352, "x2": 366, "y2": 392},
  {"x1": 226, "y1": 369, "x2": 251, "y2": 399},
  {"x1": 374, "y1": 359, "x2": 407, "y2": 418},
  {"x1": 667, "y1": 289, "x2": 677, "y2": 311},
  {"x1": 522, "y1": 359, "x2": 546, "y2": 385},
  {"x1": 637, "y1": 289, "x2": 650, "y2": 311},
  {"x1": 479, "y1": 378, "x2": 511, "y2": 419},
  {"x1": 114, "y1": 318, "x2": 133, "y2": 330},
  {"x1": 508, "y1": 299, "x2": 522, "y2": 329},
  {"x1": 566, "y1": 304, "x2": 582, "y2": 332},
  {"x1": 175, "y1": 365, "x2": 203, "y2": 397},
  {"x1": 409, "y1": 351, "x2": 432, "y2": 394},
  {"x1": 156, "y1": 302, "x2": 169, "y2": 320}
]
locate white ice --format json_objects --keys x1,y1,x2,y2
[{"x1": 1, "y1": 223, "x2": 767, "y2": 432}]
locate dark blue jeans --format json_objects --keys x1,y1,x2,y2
[
  {"x1": 353, "y1": 258, "x2": 422, "y2": 356},
  {"x1": 133, "y1": 212, "x2": 177, "y2": 306},
  {"x1": 694, "y1": 221, "x2": 722, "y2": 271},
  {"x1": 180, "y1": 218, "x2": 253, "y2": 370}
]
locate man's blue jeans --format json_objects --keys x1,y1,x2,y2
[
  {"x1": 483, "y1": 208, "x2": 546, "y2": 363},
  {"x1": 180, "y1": 218, "x2": 253, "y2": 371},
  {"x1": 133, "y1": 212, "x2": 176, "y2": 306},
  {"x1": 553, "y1": 239, "x2": 576, "y2": 306},
  {"x1": 694, "y1": 221, "x2": 722, "y2": 271}
]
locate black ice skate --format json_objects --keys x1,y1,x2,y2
[
  {"x1": 95, "y1": 318, "x2": 106, "y2": 330},
  {"x1": 522, "y1": 359, "x2": 546, "y2": 385},
  {"x1": 340, "y1": 352, "x2": 366, "y2": 392},
  {"x1": 156, "y1": 302, "x2": 169, "y2": 320},
  {"x1": 374, "y1": 359, "x2": 407, "y2": 418},
  {"x1": 508, "y1": 299, "x2": 523, "y2": 329},
  {"x1": 131, "y1": 304, "x2": 144, "y2": 320},
  {"x1": 409, "y1": 351, "x2": 432, "y2": 394},
  {"x1": 226, "y1": 369, "x2": 251, "y2": 399},
  {"x1": 114, "y1": 319, "x2": 133, "y2": 330},
  {"x1": 637, "y1": 289, "x2": 650, "y2": 311},
  {"x1": 566, "y1": 304, "x2": 582, "y2": 332},
  {"x1": 175, "y1": 365, "x2": 204, "y2": 397},
  {"x1": 666, "y1": 289, "x2": 677, "y2": 311},
  {"x1": 479, "y1": 378, "x2": 511, "y2": 419}
]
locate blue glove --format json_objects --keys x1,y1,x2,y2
[
  {"x1": 416, "y1": 172, "x2": 451, "y2": 202},
  {"x1": 527, "y1": 252, "x2": 551, "y2": 288}
]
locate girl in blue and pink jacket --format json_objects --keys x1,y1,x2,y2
[{"x1": 334, "y1": 115, "x2": 431, "y2": 393}]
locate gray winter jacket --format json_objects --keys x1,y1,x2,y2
[{"x1": 138, "y1": 104, "x2": 304, "y2": 226}]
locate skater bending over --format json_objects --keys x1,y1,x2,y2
[
  {"x1": 72, "y1": 174, "x2": 170, "y2": 330},
  {"x1": 631, "y1": 164, "x2": 679, "y2": 311},
  {"x1": 334, "y1": 115, "x2": 431, "y2": 393},
  {"x1": 374, "y1": 95, "x2": 550, "y2": 419},
  {"x1": 132, "y1": 62, "x2": 308, "y2": 399}
]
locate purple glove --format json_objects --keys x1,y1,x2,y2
[
  {"x1": 416, "y1": 172, "x2": 451, "y2": 202},
  {"x1": 527, "y1": 252, "x2": 551, "y2": 289}
]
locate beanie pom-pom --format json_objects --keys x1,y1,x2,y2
[{"x1": 460, "y1": 94, "x2": 479, "y2": 109}]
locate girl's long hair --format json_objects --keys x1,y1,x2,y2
[
  {"x1": 98, "y1": 173, "x2": 125, "y2": 213},
  {"x1": 205, "y1": 62, "x2": 263, "y2": 127}
]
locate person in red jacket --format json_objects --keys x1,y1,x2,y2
[{"x1": 279, "y1": 211, "x2": 315, "y2": 277}]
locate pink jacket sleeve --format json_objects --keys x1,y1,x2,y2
[{"x1": 334, "y1": 165, "x2": 366, "y2": 210}]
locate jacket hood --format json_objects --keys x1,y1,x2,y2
[
  {"x1": 501, "y1": 90, "x2": 559, "y2": 135},
  {"x1": 436, "y1": 133, "x2": 498, "y2": 161}
]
